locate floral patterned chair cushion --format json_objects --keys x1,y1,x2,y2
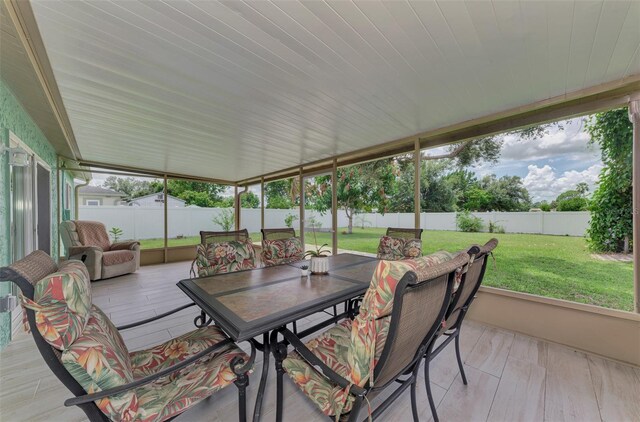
[
  {"x1": 282, "y1": 318, "x2": 390, "y2": 416},
  {"x1": 130, "y1": 326, "x2": 251, "y2": 422},
  {"x1": 195, "y1": 239, "x2": 257, "y2": 277},
  {"x1": 403, "y1": 239, "x2": 422, "y2": 259},
  {"x1": 61, "y1": 309, "x2": 251, "y2": 422},
  {"x1": 61, "y1": 305, "x2": 138, "y2": 420},
  {"x1": 262, "y1": 236, "x2": 304, "y2": 266},
  {"x1": 19, "y1": 260, "x2": 92, "y2": 350},
  {"x1": 282, "y1": 251, "x2": 454, "y2": 417},
  {"x1": 376, "y1": 236, "x2": 422, "y2": 260}
]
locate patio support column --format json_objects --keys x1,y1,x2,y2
[
  {"x1": 414, "y1": 139, "x2": 421, "y2": 230},
  {"x1": 332, "y1": 158, "x2": 338, "y2": 255},
  {"x1": 629, "y1": 95, "x2": 640, "y2": 313},
  {"x1": 299, "y1": 167, "x2": 304, "y2": 246},
  {"x1": 260, "y1": 177, "x2": 265, "y2": 230},
  {"x1": 163, "y1": 175, "x2": 168, "y2": 263},
  {"x1": 234, "y1": 185, "x2": 240, "y2": 231}
]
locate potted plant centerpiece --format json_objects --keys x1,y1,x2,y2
[{"x1": 305, "y1": 243, "x2": 330, "y2": 274}]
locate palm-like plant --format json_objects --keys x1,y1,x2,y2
[
  {"x1": 304, "y1": 221, "x2": 330, "y2": 258},
  {"x1": 304, "y1": 243, "x2": 330, "y2": 258}
]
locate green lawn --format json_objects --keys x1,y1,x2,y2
[{"x1": 141, "y1": 228, "x2": 634, "y2": 311}]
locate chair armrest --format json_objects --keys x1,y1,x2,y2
[
  {"x1": 69, "y1": 247, "x2": 102, "y2": 280},
  {"x1": 110, "y1": 241, "x2": 140, "y2": 251},
  {"x1": 116, "y1": 303, "x2": 197, "y2": 330},
  {"x1": 277, "y1": 327, "x2": 367, "y2": 396},
  {"x1": 64, "y1": 338, "x2": 237, "y2": 407}
]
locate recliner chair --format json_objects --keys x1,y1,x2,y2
[{"x1": 60, "y1": 220, "x2": 140, "y2": 281}]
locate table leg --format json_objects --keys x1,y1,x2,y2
[{"x1": 252, "y1": 332, "x2": 271, "y2": 422}]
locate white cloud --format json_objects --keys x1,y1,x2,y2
[
  {"x1": 499, "y1": 118, "x2": 599, "y2": 163},
  {"x1": 523, "y1": 163, "x2": 602, "y2": 202}
]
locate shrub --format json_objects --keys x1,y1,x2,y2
[
  {"x1": 488, "y1": 221, "x2": 505, "y2": 234},
  {"x1": 586, "y1": 108, "x2": 632, "y2": 253},
  {"x1": 212, "y1": 208, "x2": 234, "y2": 231},
  {"x1": 109, "y1": 227, "x2": 123, "y2": 242},
  {"x1": 284, "y1": 213, "x2": 298, "y2": 228},
  {"x1": 456, "y1": 211, "x2": 484, "y2": 232}
]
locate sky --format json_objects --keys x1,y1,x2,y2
[
  {"x1": 427, "y1": 117, "x2": 602, "y2": 203},
  {"x1": 89, "y1": 117, "x2": 602, "y2": 204}
]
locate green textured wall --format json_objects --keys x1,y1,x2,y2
[{"x1": 0, "y1": 80, "x2": 59, "y2": 349}]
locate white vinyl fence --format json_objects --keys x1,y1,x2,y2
[{"x1": 79, "y1": 206, "x2": 590, "y2": 241}]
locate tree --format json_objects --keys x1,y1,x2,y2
[
  {"x1": 216, "y1": 191, "x2": 261, "y2": 208},
  {"x1": 586, "y1": 108, "x2": 632, "y2": 253},
  {"x1": 532, "y1": 200, "x2": 552, "y2": 211},
  {"x1": 102, "y1": 176, "x2": 155, "y2": 200},
  {"x1": 179, "y1": 190, "x2": 216, "y2": 207},
  {"x1": 426, "y1": 123, "x2": 562, "y2": 168},
  {"x1": 240, "y1": 191, "x2": 260, "y2": 208},
  {"x1": 336, "y1": 160, "x2": 397, "y2": 234},
  {"x1": 464, "y1": 186, "x2": 493, "y2": 211},
  {"x1": 446, "y1": 169, "x2": 479, "y2": 210},
  {"x1": 265, "y1": 179, "x2": 296, "y2": 209},
  {"x1": 576, "y1": 182, "x2": 589, "y2": 196},
  {"x1": 147, "y1": 179, "x2": 227, "y2": 207},
  {"x1": 479, "y1": 175, "x2": 531, "y2": 211},
  {"x1": 420, "y1": 161, "x2": 456, "y2": 212},
  {"x1": 554, "y1": 186, "x2": 589, "y2": 211}
]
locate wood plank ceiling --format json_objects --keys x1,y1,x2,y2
[{"x1": 29, "y1": 0, "x2": 640, "y2": 181}]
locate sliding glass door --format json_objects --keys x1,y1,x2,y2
[
  {"x1": 9, "y1": 136, "x2": 51, "y2": 261},
  {"x1": 10, "y1": 161, "x2": 34, "y2": 261}
]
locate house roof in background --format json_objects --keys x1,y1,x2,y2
[
  {"x1": 78, "y1": 185, "x2": 125, "y2": 196},
  {"x1": 128, "y1": 192, "x2": 185, "y2": 203}
]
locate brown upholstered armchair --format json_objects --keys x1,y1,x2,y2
[{"x1": 60, "y1": 220, "x2": 140, "y2": 281}]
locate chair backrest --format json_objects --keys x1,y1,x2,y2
[
  {"x1": 261, "y1": 228, "x2": 296, "y2": 241},
  {"x1": 60, "y1": 220, "x2": 83, "y2": 250},
  {"x1": 194, "y1": 240, "x2": 257, "y2": 277},
  {"x1": 372, "y1": 253, "x2": 467, "y2": 387},
  {"x1": 74, "y1": 221, "x2": 112, "y2": 251},
  {"x1": 0, "y1": 251, "x2": 108, "y2": 421},
  {"x1": 386, "y1": 227, "x2": 423, "y2": 240},
  {"x1": 377, "y1": 234, "x2": 422, "y2": 260},
  {"x1": 345, "y1": 252, "x2": 468, "y2": 390},
  {"x1": 445, "y1": 238, "x2": 498, "y2": 330},
  {"x1": 200, "y1": 229, "x2": 250, "y2": 244}
]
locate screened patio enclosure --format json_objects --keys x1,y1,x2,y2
[{"x1": 1, "y1": 0, "x2": 639, "y2": 400}]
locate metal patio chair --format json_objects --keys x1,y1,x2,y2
[
  {"x1": 261, "y1": 227, "x2": 296, "y2": 241},
  {"x1": 376, "y1": 227, "x2": 424, "y2": 260},
  {"x1": 386, "y1": 227, "x2": 424, "y2": 239},
  {"x1": 1, "y1": 250, "x2": 255, "y2": 422},
  {"x1": 271, "y1": 252, "x2": 470, "y2": 422},
  {"x1": 191, "y1": 230, "x2": 258, "y2": 278},
  {"x1": 424, "y1": 238, "x2": 498, "y2": 422},
  {"x1": 200, "y1": 229, "x2": 251, "y2": 244},
  {"x1": 260, "y1": 228, "x2": 304, "y2": 267}
]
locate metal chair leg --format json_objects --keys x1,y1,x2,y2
[
  {"x1": 410, "y1": 376, "x2": 419, "y2": 422},
  {"x1": 347, "y1": 395, "x2": 363, "y2": 422},
  {"x1": 234, "y1": 374, "x2": 248, "y2": 422},
  {"x1": 454, "y1": 332, "x2": 468, "y2": 385},
  {"x1": 273, "y1": 342, "x2": 288, "y2": 422},
  {"x1": 424, "y1": 347, "x2": 439, "y2": 422}
]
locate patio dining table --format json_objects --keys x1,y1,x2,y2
[{"x1": 177, "y1": 253, "x2": 380, "y2": 422}]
